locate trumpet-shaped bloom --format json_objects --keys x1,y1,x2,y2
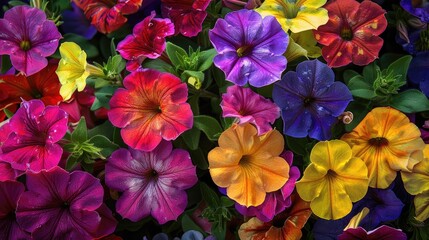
[
  {"x1": 16, "y1": 166, "x2": 117, "y2": 239},
  {"x1": 314, "y1": 0, "x2": 387, "y2": 67},
  {"x1": 272, "y1": 59, "x2": 352, "y2": 140},
  {"x1": 338, "y1": 226, "x2": 407, "y2": 240},
  {"x1": 221, "y1": 85, "x2": 280, "y2": 135},
  {"x1": 209, "y1": 9, "x2": 288, "y2": 87},
  {"x1": 401, "y1": 145, "x2": 429, "y2": 221},
  {"x1": 0, "y1": 100, "x2": 68, "y2": 171},
  {"x1": 105, "y1": 141, "x2": 198, "y2": 224},
  {"x1": 56, "y1": 42, "x2": 104, "y2": 101},
  {"x1": 401, "y1": 0, "x2": 429, "y2": 23},
  {"x1": 117, "y1": 11, "x2": 175, "y2": 71},
  {"x1": 0, "y1": 5, "x2": 61, "y2": 75},
  {"x1": 208, "y1": 123, "x2": 290, "y2": 207},
  {"x1": 108, "y1": 69, "x2": 193, "y2": 151},
  {"x1": 256, "y1": 0, "x2": 329, "y2": 33},
  {"x1": 342, "y1": 107, "x2": 425, "y2": 189},
  {"x1": 296, "y1": 140, "x2": 369, "y2": 220}
]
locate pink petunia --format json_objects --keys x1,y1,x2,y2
[
  {"x1": 0, "y1": 6, "x2": 61, "y2": 76},
  {"x1": 105, "y1": 140, "x2": 198, "y2": 224},
  {"x1": 108, "y1": 69, "x2": 193, "y2": 151},
  {"x1": 221, "y1": 85, "x2": 280, "y2": 135},
  {"x1": 117, "y1": 11, "x2": 175, "y2": 71},
  {"x1": 16, "y1": 166, "x2": 117, "y2": 239},
  {"x1": 0, "y1": 100, "x2": 68, "y2": 172}
]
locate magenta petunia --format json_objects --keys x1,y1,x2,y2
[
  {"x1": 105, "y1": 140, "x2": 198, "y2": 224},
  {"x1": 221, "y1": 85, "x2": 280, "y2": 135},
  {"x1": 117, "y1": 11, "x2": 175, "y2": 71},
  {"x1": 338, "y1": 226, "x2": 407, "y2": 240},
  {"x1": 0, "y1": 5, "x2": 61, "y2": 76},
  {"x1": 108, "y1": 69, "x2": 193, "y2": 152},
  {"x1": 0, "y1": 99, "x2": 68, "y2": 172},
  {"x1": 0, "y1": 180, "x2": 29, "y2": 239},
  {"x1": 16, "y1": 166, "x2": 117, "y2": 239}
]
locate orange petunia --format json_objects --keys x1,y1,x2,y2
[
  {"x1": 208, "y1": 123, "x2": 290, "y2": 207},
  {"x1": 342, "y1": 107, "x2": 425, "y2": 189}
]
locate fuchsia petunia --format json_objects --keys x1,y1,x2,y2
[
  {"x1": 221, "y1": 85, "x2": 280, "y2": 135},
  {"x1": 161, "y1": 0, "x2": 211, "y2": 37},
  {"x1": 16, "y1": 166, "x2": 117, "y2": 239},
  {"x1": 0, "y1": 99, "x2": 68, "y2": 172},
  {"x1": 313, "y1": 0, "x2": 387, "y2": 67},
  {"x1": 108, "y1": 69, "x2": 193, "y2": 152},
  {"x1": 0, "y1": 6, "x2": 62, "y2": 76},
  {"x1": 105, "y1": 140, "x2": 198, "y2": 224},
  {"x1": 117, "y1": 11, "x2": 175, "y2": 71}
]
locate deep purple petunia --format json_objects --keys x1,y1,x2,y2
[
  {"x1": 61, "y1": 2, "x2": 97, "y2": 39},
  {"x1": 209, "y1": 9, "x2": 288, "y2": 87},
  {"x1": 401, "y1": 0, "x2": 429, "y2": 23},
  {"x1": 409, "y1": 51, "x2": 429, "y2": 96},
  {"x1": 221, "y1": 85, "x2": 280, "y2": 135},
  {"x1": 338, "y1": 225, "x2": 407, "y2": 240},
  {"x1": 105, "y1": 140, "x2": 198, "y2": 224},
  {"x1": 0, "y1": 180, "x2": 29, "y2": 239},
  {"x1": 272, "y1": 59, "x2": 352, "y2": 140},
  {"x1": 0, "y1": 99, "x2": 68, "y2": 172},
  {"x1": 16, "y1": 166, "x2": 117, "y2": 239},
  {"x1": 0, "y1": 5, "x2": 61, "y2": 76}
]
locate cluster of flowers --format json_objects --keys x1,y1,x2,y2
[{"x1": 0, "y1": 0, "x2": 429, "y2": 239}]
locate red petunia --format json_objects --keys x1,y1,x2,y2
[{"x1": 313, "y1": 0, "x2": 387, "y2": 67}]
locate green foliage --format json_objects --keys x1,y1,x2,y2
[{"x1": 193, "y1": 115, "x2": 223, "y2": 141}]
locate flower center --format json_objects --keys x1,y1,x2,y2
[
  {"x1": 239, "y1": 155, "x2": 252, "y2": 167},
  {"x1": 326, "y1": 169, "x2": 338, "y2": 178},
  {"x1": 340, "y1": 27, "x2": 353, "y2": 41},
  {"x1": 62, "y1": 201, "x2": 70, "y2": 209},
  {"x1": 412, "y1": 0, "x2": 428, "y2": 8},
  {"x1": 284, "y1": 2, "x2": 300, "y2": 19},
  {"x1": 303, "y1": 97, "x2": 314, "y2": 106},
  {"x1": 368, "y1": 137, "x2": 389, "y2": 147},
  {"x1": 20, "y1": 40, "x2": 31, "y2": 51},
  {"x1": 236, "y1": 45, "x2": 252, "y2": 57},
  {"x1": 416, "y1": 28, "x2": 429, "y2": 52}
]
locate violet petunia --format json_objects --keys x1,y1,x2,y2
[
  {"x1": 0, "y1": 180, "x2": 29, "y2": 239},
  {"x1": 209, "y1": 9, "x2": 288, "y2": 87},
  {"x1": 401, "y1": 0, "x2": 429, "y2": 23},
  {"x1": 0, "y1": 99, "x2": 68, "y2": 172},
  {"x1": 16, "y1": 166, "x2": 117, "y2": 239},
  {"x1": 338, "y1": 225, "x2": 407, "y2": 240},
  {"x1": 61, "y1": 2, "x2": 97, "y2": 39},
  {"x1": 221, "y1": 85, "x2": 280, "y2": 135},
  {"x1": 0, "y1": 6, "x2": 61, "y2": 76},
  {"x1": 272, "y1": 59, "x2": 352, "y2": 140},
  {"x1": 105, "y1": 140, "x2": 198, "y2": 224}
]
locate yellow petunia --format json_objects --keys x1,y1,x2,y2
[
  {"x1": 296, "y1": 140, "x2": 368, "y2": 220},
  {"x1": 208, "y1": 123, "x2": 290, "y2": 207},
  {"x1": 256, "y1": 0, "x2": 329, "y2": 33},
  {"x1": 285, "y1": 30, "x2": 321, "y2": 62},
  {"x1": 402, "y1": 145, "x2": 429, "y2": 222},
  {"x1": 56, "y1": 42, "x2": 104, "y2": 101},
  {"x1": 341, "y1": 107, "x2": 425, "y2": 189}
]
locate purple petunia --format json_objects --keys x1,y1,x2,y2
[
  {"x1": 209, "y1": 9, "x2": 288, "y2": 87},
  {"x1": 16, "y1": 166, "x2": 117, "y2": 239},
  {"x1": 401, "y1": 0, "x2": 429, "y2": 23},
  {"x1": 61, "y1": 2, "x2": 97, "y2": 39},
  {"x1": 338, "y1": 226, "x2": 407, "y2": 240},
  {"x1": 272, "y1": 59, "x2": 352, "y2": 140},
  {"x1": 105, "y1": 140, "x2": 198, "y2": 224},
  {"x1": 221, "y1": 85, "x2": 280, "y2": 135},
  {"x1": 0, "y1": 5, "x2": 61, "y2": 76}
]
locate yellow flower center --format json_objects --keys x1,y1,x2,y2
[
  {"x1": 20, "y1": 40, "x2": 31, "y2": 51},
  {"x1": 340, "y1": 27, "x2": 353, "y2": 41},
  {"x1": 236, "y1": 45, "x2": 252, "y2": 57},
  {"x1": 239, "y1": 155, "x2": 252, "y2": 167},
  {"x1": 284, "y1": 2, "x2": 300, "y2": 19},
  {"x1": 368, "y1": 137, "x2": 389, "y2": 147}
]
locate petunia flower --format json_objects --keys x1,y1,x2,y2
[
  {"x1": 161, "y1": 0, "x2": 211, "y2": 37},
  {"x1": 117, "y1": 11, "x2": 175, "y2": 71},
  {"x1": 341, "y1": 107, "x2": 425, "y2": 189},
  {"x1": 74, "y1": 0, "x2": 143, "y2": 34},
  {"x1": 208, "y1": 123, "x2": 290, "y2": 207},
  {"x1": 56, "y1": 42, "x2": 105, "y2": 101},
  {"x1": 108, "y1": 69, "x2": 193, "y2": 152},
  {"x1": 16, "y1": 166, "x2": 117, "y2": 239},
  {"x1": 296, "y1": 140, "x2": 369, "y2": 220},
  {"x1": 338, "y1": 225, "x2": 407, "y2": 240},
  {"x1": 61, "y1": 2, "x2": 97, "y2": 39},
  {"x1": 401, "y1": 0, "x2": 429, "y2": 23},
  {"x1": 0, "y1": 180, "x2": 29, "y2": 239},
  {"x1": 209, "y1": 9, "x2": 288, "y2": 87},
  {"x1": 238, "y1": 193, "x2": 312, "y2": 240},
  {"x1": 0, "y1": 5, "x2": 61, "y2": 76},
  {"x1": 256, "y1": 0, "x2": 329, "y2": 33},
  {"x1": 105, "y1": 140, "x2": 198, "y2": 224},
  {"x1": 272, "y1": 59, "x2": 352, "y2": 141},
  {"x1": 401, "y1": 144, "x2": 429, "y2": 222},
  {"x1": 220, "y1": 85, "x2": 280, "y2": 135},
  {"x1": 0, "y1": 63, "x2": 63, "y2": 119},
  {"x1": 314, "y1": 0, "x2": 388, "y2": 67},
  {"x1": 285, "y1": 31, "x2": 322, "y2": 63},
  {"x1": 0, "y1": 99, "x2": 68, "y2": 172}
]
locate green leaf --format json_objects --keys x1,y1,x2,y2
[
  {"x1": 142, "y1": 59, "x2": 176, "y2": 74},
  {"x1": 200, "y1": 183, "x2": 221, "y2": 207},
  {"x1": 390, "y1": 89, "x2": 429, "y2": 113},
  {"x1": 386, "y1": 55, "x2": 412, "y2": 86},
  {"x1": 190, "y1": 148, "x2": 208, "y2": 170},
  {"x1": 181, "y1": 128, "x2": 201, "y2": 150},
  {"x1": 348, "y1": 75, "x2": 377, "y2": 99},
  {"x1": 181, "y1": 214, "x2": 205, "y2": 233},
  {"x1": 91, "y1": 86, "x2": 118, "y2": 110},
  {"x1": 362, "y1": 62, "x2": 378, "y2": 84},
  {"x1": 3, "y1": 108, "x2": 13, "y2": 118},
  {"x1": 211, "y1": 221, "x2": 227, "y2": 240},
  {"x1": 193, "y1": 115, "x2": 223, "y2": 141},
  {"x1": 345, "y1": 101, "x2": 370, "y2": 132},
  {"x1": 66, "y1": 154, "x2": 80, "y2": 171},
  {"x1": 220, "y1": 196, "x2": 234, "y2": 207},
  {"x1": 343, "y1": 70, "x2": 360, "y2": 85},
  {"x1": 88, "y1": 120, "x2": 115, "y2": 139},
  {"x1": 166, "y1": 42, "x2": 188, "y2": 68},
  {"x1": 71, "y1": 117, "x2": 88, "y2": 143},
  {"x1": 1, "y1": 55, "x2": 12, "y2": 74},
  {"x1": 285, "y1": 136, "x2": 308, "y2": 156},
  {"x1": 89, "y1": 135, "x2": 119, "y2": 158},
  {"x1": 197, "y1": 49, "x2": 217, "y2": 71}
]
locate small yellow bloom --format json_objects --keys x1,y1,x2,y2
[
  {"x1": 256, "y1": 0, "x2": 329, "y2": 33},
  {"x1": 296, "y1": 140, "x2": 368, "y2": 220},
  {"x1": 285, "y1": 30, "x2": 321, "y2": 62},
  {"x1": 208, "y1": 123, "x2": 290, "y2": 207}
]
